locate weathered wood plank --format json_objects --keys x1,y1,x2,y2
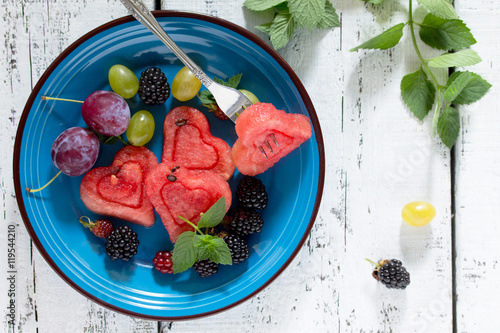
[
  {"x1": 454, "y1": 0, "x2": 500, "y2": 332},
  {"x1": 0, "y1": 1, "x2": 157, "y2": 332}
]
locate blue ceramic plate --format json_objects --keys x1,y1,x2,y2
[{"x1": 14, "y1": 11, "x2": 324, "y2": 320}]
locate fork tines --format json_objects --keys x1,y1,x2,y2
[{"x1": 259, "y1": 134, "x2": 279, "y2": 159}]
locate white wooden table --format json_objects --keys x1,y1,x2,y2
[{"x1": 1, "y1": 0, "x2": 498, "y2": 332}]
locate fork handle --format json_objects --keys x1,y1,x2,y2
[{"x1": 119, "y1": 0, "x2": 213, "y2": 87}]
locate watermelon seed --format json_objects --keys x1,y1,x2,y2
[
  {"x1": 167, "y1": 174, "x2": 177, "y2": 182},
  {"x1": 175, "y1": 118, "x2": 187, "y2": 126},
  {"x1": 171, "y1": 166, "x2": 180, "y2": 173}
]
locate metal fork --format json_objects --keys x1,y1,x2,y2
[{"x1": 119, "y1": 0, "x2": 276, "y2": 158}]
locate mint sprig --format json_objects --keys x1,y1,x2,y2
[
  {"x1": 244, "y1": 0, "x2": 340, "y2": 49},
  {"x1": 171, "y1": 197, "x2": 232, "y2": 274},
  {"x1": 351, "y1": 0, "x2": 491, "y2": 148}
]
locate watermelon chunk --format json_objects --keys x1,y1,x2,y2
[
  {"x1": 162, "y1": 106, "x2": 234, "y2": 180},
  {"x1": 232, "y1": 103, "x2": 312, "y2": 176},
  {"x1": 144, "y1": 163, "x2": 232, "y2": 243},
  {"x1": 80, "y1": 146, "x2": 159, "y2": 227}
]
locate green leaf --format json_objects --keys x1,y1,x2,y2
[
  {"x1": 172, "y1": 232, "x2": 198, "y2": 274},
  {"x1": 447, "y1": 71, "x2": 492, "y2": 105},
  {"x1": 363, "y1": 0, "x2": 385, "y2": 4},
  {"x1": 350, "y1": 23, "x2": 405, "y2": 52},
  {"x1": 197, "y1": 197, "x2": 227, "y2": 229},
  {"x1": 207, "y1": 238, "x2": 233, "y2": 265},
  {"x1": 198, "y1": 90, "x2": 216, "y2": 104},
  {"x1": 192, "y1": 235, "x2": 232, "y2": 265},
  {"x1": 243, "y1": 0, "x2": 286, "y2": 11},
  {"x1": 255, "y1": 21, "x2": 273, "y2": 34},
  {"x1": 417, "y1": 0, "x2": 458, "y2": 20},
  {"x1": 419, "y1": 13, "x2": 476, "y2": 51},
  {"x1": 288, "y1": 0, "x2": 326, "y2": 28},
  {"x1": 226, "y1": 74, "x2": 243, "y2": 89},
  {"x1": 269, "y1": 11, "x2": 298, "y2": 49},
  {"x1": 427, "y1": 49, "x2": 482, "y2": 68},
  {"x1": 443, "y1": 71, "x2": 471, "y2": 102},
  {"x1": 316, "y1": 1, "x2": 340, "y2": 29},
  {"x1": 400, "y1": 69, "x2": 437, "y2": 120},
  {"x1": 437, "y1": 106, "x2": 460, "y2": 148}
]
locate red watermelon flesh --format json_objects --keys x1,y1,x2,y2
[
  {"x1": 232, "y1": 103, "x2": 312, "y2": 176},
  {"x1": 80, "y1": 146, "x2": 159, "y2": 227},
  {"x1": 144, "y1": 162, "x2": 232, "y2": 243},
  {"x1": 162, "y1": 106, "x2": 235, "y2": 181}
]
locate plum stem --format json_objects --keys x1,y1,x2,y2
[
  {"x1": 26, "y1": 170, "x2": 63, "y2": 193},
  {"x1": 41, "y1": 96, "x2": 84, "y2": 103}
]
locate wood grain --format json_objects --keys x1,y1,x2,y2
[{"x1": 454, "y1": 0, "x2": 500, "y2": 332}]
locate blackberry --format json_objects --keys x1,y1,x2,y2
[
  {"x1": 370, "y1": 259, "x2": 411, "y2": 289},
  {"x1": 228, "y1": 207, "x2": 264, "y2": 236},
  {"x1": 193, "y1": 259, "x2": 219, "y2": 278},
  {"x1": 236, "y1": 176, "x2": 268, "y2": 210},
  {"x1": 105, "y1": 226, "x2": 139, "y2": 262},
  {"x1": 138, "y1": 67, "x2": 170, "y2": 105},
  {"x1": 223, "y1": 234, "x2": 250, "y2": 264}
]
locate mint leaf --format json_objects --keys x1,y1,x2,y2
[
  {"x1": 193, "y1": 235, "x2": 232, "y2": 265},
  {"x1": 197, "y1": 197, "x2": 227, "y2": 229},
  {"x1": 243, "y1": 0, "x2": 286, "y2": 11},
  {"x1": 316, "y1": 1, "x2": 340, "y2": 29},
  {"x1": 448, "y1": 71, "x2": 492, "y2": 105},
  {"x1": 288, "y1": 0, "x2": 326, "y2": 28},
  {"x1": 401, "y1": 69, "x2": 436, "y2": 120},
  {"x1": 226, "y1": 74, "x2": 242, "y2": 89},
  {"x1": 198, "y1": 90, "x2": 216, "y2": 104},
  {"x1": 443, "y1": 71, "x2": 471, "y2": 103},
  {"x1": 419, "y1": 14, "x2": 476, "y2": 51},
  {"x1": 207, "y1": 238, "x2": 232, "y2": 265},
  {"x1": 172, "y1": 231, "x2": 198, "y2": 274},
  {"x1": 255, "y1": 21, "x2": 273, "y2": 34},
  {"x1": 350, "y1": 23, "x2": 405, "y2": 52},
  {"x1": 269, "y1": 11, "x2": 298, "y2": 50},
  {"x1": 427, "y1": 49, "x2": 482, "y2": 68},
  {"x1": 417, "y1": 0, "x2": 458, "y2": 20},
  {"x1": 437, "y1": 106, "x2": 460, "y2": 148}
]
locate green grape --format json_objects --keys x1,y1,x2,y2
[
  {"x1": 238, "y1": 89, "x2": 260, "y2": 104},
  {"x1": 109, "y1": 65, "x2": 139, "y2": 99},
  {"x1": 126, "y1": 110, "x2": 155, "y2": 146},
  {"x1": 171, "y1": 66, "x2": 202, "y2": 101}
]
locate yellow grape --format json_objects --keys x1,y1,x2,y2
[
  {"x1": 171, "y1": 66, "x2": 202, "y2": 101},
  {"x1": 402, "y1": 201, "x2": 436, "y2": 227}
]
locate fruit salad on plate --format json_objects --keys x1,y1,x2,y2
[{"x1": 29, "y1": 63, "x2": 312, "y2": 278}]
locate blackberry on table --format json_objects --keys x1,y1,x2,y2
[
  {"x1": 138, "y1": 67, "x2": 170, "y2": 105},
  {"x1": 193, "y1": 259, "x2": 219, "y2": 278},
  {"x1": 223, "y1": 234, "x2": 250, "y2": 264},
  {"x1": 105, "y1": 225, "x2": 139, "y2": 262},
  {"x1": 228, "y1": 207, "x2": 264, "y2": 236},
  {"x1": 236, "y1": 176, "x2": 268, "y2": 210},
  {"x1": 371, "y1": 259, "x2": 411, "y2": 289}
]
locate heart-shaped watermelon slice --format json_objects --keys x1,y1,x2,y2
[
  {"x1": 232, "y1": 103, "x2": 312, "y2": 176},
  {"x1": 145, "y1": 163, "x2": 232, "y2": 243},
  {"x1": 161, "y1": 106, "x2": 235, "y2": 180},
  {"x1": 80, "y1": 146, "x2": 159, "y2": 227}
]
